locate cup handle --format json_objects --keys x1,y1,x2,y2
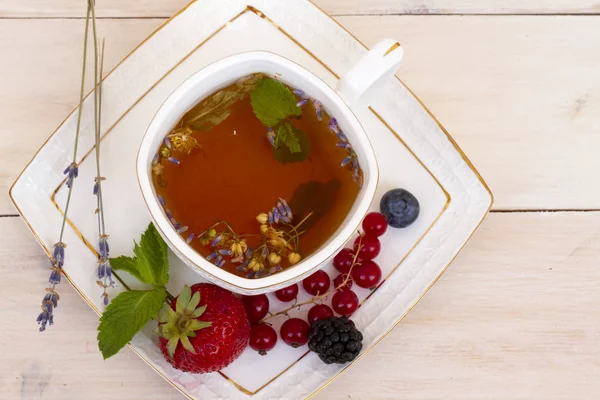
[{"x1": 336, "y1": 39, "x2": 404, "y2": 106}]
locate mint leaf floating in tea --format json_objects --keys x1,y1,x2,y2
[
  {"x1": 250, "y1": 77, "x2": 302, "y2": 127},
  {"x1": 273, "y1": 121, "x2": 311, "y2": 164},
  {"x1": 98, "y1": 288, "x2": 167, "y2": 359},
  {"x1": 183, "y1": 73, "x2": 264, "y2": 131},
  {"x1": 289, "y1": 179, "x2": 341, "y2": 231},
  {"x1": 274, "y1": 121, "x2": 301, "y2": 153}
]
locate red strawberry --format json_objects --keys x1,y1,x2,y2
[{"x1": 158, "y1": 283, "x2": 250, "y2": 373}]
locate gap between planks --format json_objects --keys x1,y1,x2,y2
[
  {"x1": 3, "y1": 13, "x2": 600, "y2": 20},
  {"x1": 3, "y1": 210, "x2": 600, "y2": 219}
]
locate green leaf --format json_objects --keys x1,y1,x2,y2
[
  {"x1": 250, "y1": 77, "x2": 302, "y2": 127},
  {"x1": 289, "y1": 179, "x2": 341, "y2": 232},
  {"x1": 192, "y1": 304, "x2": 207, "y2": 318},
  {"x1": 183, "y1": 73, "x2": 264, "y2": 131},
  {"x1": 183, "y1": 90, "x2": 239, "y2": 131},
  {"x1": 133, "y1": 223, "x2": 169, "y2": 286},
  {"x1": 97, "y1": 288, "x2": 166, "y2": 359},
  {"x1": 273, "y1": 122, "x2": 311, "y2": 164},
  {"x1": 109, "y1": 256, "x2": 143, "y2": 282},
  {"x1": 180, "y1": 335, "x2": 196, "y2": 354},
  {"x1": 274, "y1": 121, "x2": 301, "y2": 153},
  {"x1": 186, "y1": 292, "x2": 201, "y2": 313},
  {"x1": 158, "y1": 306, "x2": 176, "y2": 323},
  {"x1": 166, "y1": 337, "x2": 179, "y2": 359},
  {"x1": 189, "y1": 319, "x2": 212, "y2": 331},
  {"x1": 176, "y1": 285, "x2": 191, "y2": 313}
]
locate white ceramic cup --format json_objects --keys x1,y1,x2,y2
[{"x1": 137, "y1": 40, "x2": 403, "y2": 294}]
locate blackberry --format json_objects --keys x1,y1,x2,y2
[{"x1": 308, "y1": 316, "x2": 363, "y2": 364}]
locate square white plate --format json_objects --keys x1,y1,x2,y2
[{"x1": 11, "y1": 0, "x2": 493, "y2": 398}]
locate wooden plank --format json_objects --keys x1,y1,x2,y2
[
  {"x1": 3, "y1": 211, "x2": 599, "y2": 399},
  {"x1": 338, "y1": 15, "x2": 600, "y2": 210},
  {"x1": 321, "y1": 211, "x2": 600, "y2": 399},
  {"x1": 1, "y1": 0, "x2": 600, "y2": 18},
  {"x1": 2, "y1": 17, "x2": 600, "y2": 214}
]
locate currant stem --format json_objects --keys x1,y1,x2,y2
[{"x1": 260, "y1": 236, "x2": 363, "y2": 323}]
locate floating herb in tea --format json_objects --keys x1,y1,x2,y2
[{"x1": 152, "y1": 74, "x2": 363, "y2": 278}]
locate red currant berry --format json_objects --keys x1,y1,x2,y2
[
  {"x1": 242, "y1": 294, "x2": 269, "y2": 323},
  {"x1": 302, "y1": 270, "x2": 331, "y2": 296},
  {"x1": 333, "y1": 248, "x2": 355, "y2": 273},
  {"x1": 353, "y1": 234, "x2": 380, "y2": 260},
  {"x1": 362, "y1": 211, "x2": 388, "y2": 237},
  {"x1": 249, "y1": 324, "x2": 278, "y2": 355},
  {"x1": 280, "y1": 318, "x2": 310, "y2": 348},
  {"x1": 352, "y1": 259, "x2": 382, "y2": 289},
  {"x1": 275, "y1": 284, "x2": 299, "y2": 302},
  {"x1": 332, "y1": 290, "x2": 359, "y2": 316},
  {"x1": 307, "y1": 304, "x2": 334, "y2": 324},
  {"x1": 333, "y1": 274, "x2": 353, "y2": 291}
]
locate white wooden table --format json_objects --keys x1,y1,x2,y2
[{"x1": 2, "y1": 1, "x2": 599, "y2": 399}]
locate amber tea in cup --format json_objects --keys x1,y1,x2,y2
[{"x1": 151, "y1": 74, "x2": 362, "y2": 279}]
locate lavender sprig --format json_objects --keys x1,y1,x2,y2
[
  {"x1": 37, "y1": 2, "x2": 92, "y2": 332},
  {"x1": 91, "y1": 30, "x2": 114, "y2": 305}
]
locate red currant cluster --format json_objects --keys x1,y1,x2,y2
[{"x1": 243, "y1": 211, "x2": 389, "y2": 356}]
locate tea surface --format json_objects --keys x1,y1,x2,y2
[{"x1": 152, "y1": 75, "x2": 362, "y2": 278}]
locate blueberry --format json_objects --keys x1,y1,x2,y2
[{"x1": 380, "y1": 189, "x2": 420, "y2": 228}]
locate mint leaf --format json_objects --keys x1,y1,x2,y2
[
  {"x1": 97, "y1": 288, "x2": 166, "y2": 359},
  {"x1": 250, "y1": 78, "x2": 302, "y2": 127},
  {"x1": 133, "y1": 223, "x2": 169, "y2": 286},
  {"x1": 183, "y1": 74, "x2": 264, "y2": 131},
  {"x1": 274, "y1": 121, "x2": 301, "y2": 153},
  {"x1": 109, "y1": 256, "x2": 143, "y2": 282},
  {"x1": 273, "y1": 122, "x2": 310, "y2": 164}
]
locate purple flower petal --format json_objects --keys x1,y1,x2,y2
[
  {"x1": 211, "y1": 235, "x2": 223, "y2": 247},
  {"x1": 293, "y1": 89, "x2": 308, "y2": 99},
  {"x1": 328, "y1": 117, "x2": 339, "y2": 133},
  {"x1": 49, "y1": 269, "x2": 61, "y2": 285},
  {"x1": 167, "y1": 157, "x2": 180, "y2": 165},
  {"x1": 314, "y1": 100, "x2": 323, "y2": 121},
  {"x1": 277, "y1": 201, "x2": 286, "y2": 216},
  {"x1": 335, "y1": 130, "x2": 348, "y2": 142},
  {"x1": 280, "y1": 198, "x2": 292, "y2": 217}
]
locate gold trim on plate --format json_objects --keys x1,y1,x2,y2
[
  {"x1": 9, "y1": 2, "x2": 493, "y2": 399},
  {"x1": 384, "y1": 42, "x2": 401, "y2": 56}
]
